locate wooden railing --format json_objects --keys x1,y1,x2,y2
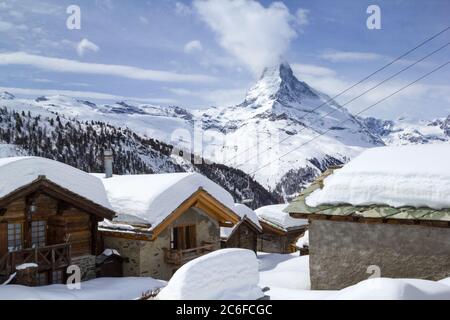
[
  {"x1": 0, "y1": 243, "x2": 71, "y2": 279},
  {"x1": 164, "y1": 242, "x2": 215, "y2": 265}
]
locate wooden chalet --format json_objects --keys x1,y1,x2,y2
[
  {"x1": 220, "y1": 204, "x2": 263, "y2": 252},
  {"x1": 97, "y1": 172, "x2": 241, "y2": 280},
  {"x1": 255, "y1": 204, "x2": 308, "y2": 254},
  {"x1": 0, "y1": 157, "x2": 115, "y2": 286}
]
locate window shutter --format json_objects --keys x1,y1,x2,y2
[{"x1": 0, "y1": 223, "x2": 7, "y2": 256}]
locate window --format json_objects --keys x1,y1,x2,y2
[
  {"x1": 31, "y1": 220, "x2": 46, "y2": 248},
  {"x1": 37, "y1": 272, "x2": 48, "y2": 286},
  {"x1": 51, "y1": 270, "x2": 64, "y2": 284},
  {"x1": 7, "y1": 223, "x2": 22, "y2": 251},
  {"x1": 170, "y1": 225, "x2": 196, "y2": 250}
]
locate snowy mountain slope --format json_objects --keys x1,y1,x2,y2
[
  {"x1": 1, "y1": 61, "x2": 447, "y2": 200},
  {"x1": 193, "y1": 63, "x2": 384, "y2": 195},
  {"x1": 0, "y1": 105, "x2": 279, "y2": 208},
  {"x1": 362, "y1": 116, "x2": 450, "y2": 145}
]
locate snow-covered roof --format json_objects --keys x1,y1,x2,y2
[
  {"x1": 0, "y1": 157, "x2": 112, "y2": 210},
  {"x1": 220, "y1": 203, "x2": 262, "y2": 239},
  {"x1": 306, "y1": 144, "x2": 450, "y2": 210},
  {"x1": 97, "y1": 172, "x2": 236, "y2": 230},
  {"x1": 255, "y1": 203, "x2": 308, "y2": 231}
]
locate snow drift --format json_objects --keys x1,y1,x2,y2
[
  {"x1": 157, "y1": 249, "x2": 264, "y2": 300},
  {"x1": 330, "y1": 277, "x2": 450, "y2": 300},
  {"x1": 306, "y1": 144, "x2": 450, "y2": 209}
]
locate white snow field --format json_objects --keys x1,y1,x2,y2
[
  {"x1": 258, "y1": 253, "x2": 310, "y2": 291},
  {"x1": 0, "y1": 157, "x2": 112, "y2": 210},
  {"x1": 97, "y1": 172, "x2": 236, "y2": 229},
  {"x1": 258, "y1": 253, "x2": 450, "y2": 300},
  {"x1": 157, "y1": 249, "x2": 264, "y2": 300},
  {"x1": 307, "y1": 144, "x2": 450, "y2": 209},
  {"x1": 255, "y1": 204, "x2": 308, "y2": 230},
  {"x1": 0, "y1": 277, "x2": 166, "y2": 300}
]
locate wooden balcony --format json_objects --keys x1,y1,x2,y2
[
  {"x1": 0, "y1": 243, "x2": 71, "y2": 279},
  {"x1": 164, "y1": 242, "x2": 215, "y2": 265}
]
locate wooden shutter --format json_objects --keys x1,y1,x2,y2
[
  {"x1": 0, "y1": 223, "x2": 7, "y2": 256},
  {"x1": 186, "y1": 225, "x2": 196, "y2": 249}
]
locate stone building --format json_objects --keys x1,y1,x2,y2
[
  {"x1": 255, "y1": 204, "x2": 308, "y2": 254},
  {"x1": 286, "y1": 145, "x2": 450, "y2": 290},
  {"x1": 97, "y1": 172, "x2": 241, "y2": 280},
  {"x1": 220, "y1": 203, "x2": 262, "y2": 252},
  {"x1": 0, "y1": 157, "x2": 115, "y2": 286}
]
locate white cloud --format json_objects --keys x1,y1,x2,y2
[
  {"x1": 291, "y1": 63, "x2": 336, "y2": 77},
  {"x1": 295, "y1": 8, "x2": 309, "y2": 27},
  {"x1": 0, "y1": 52, "x2": 217, "y2": 83},
  {"x1": 184, "y1": 40, "x2": 203, "y2": 54},
  {"x1": 320, "y1": 50, "x2": 384, "y2": 62},
  {"x1": 0, "y1": 86, "x2": 177, "y2": 104},
  {"x1": 175, "y1": 2, "x2": 193, "y2": 16},
  {"x1": 76, "y1": 38, "x2": 100, "y2": 57},
  {"x1": 169, "y1": 87, "x2": 246, "y2": 107},
  {"x1": 194, "y1": 0, "x2": 298, "y2": 76},
  {"x1": 291, "y1": 63, "x2": 450, "y2": 119}
]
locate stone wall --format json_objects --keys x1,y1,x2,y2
[
  {"x1": 139, "y1": 207, "x2": 220, "y2": 280},
  {"x1": 71, "y1": 254, "x2": 96, "y2": 281},
  {"x1": 309, "y1": 220, "x2": 450, "y2": 290},
  {"x1": 103, "y1": 207, "x2": 221, "y2": 281},
  {"x1": 102, "y1": 236, "x2": 142, "y2": 276}
]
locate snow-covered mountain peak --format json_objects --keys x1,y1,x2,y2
[
  {"x1": 0, "y1": 91, "x2": 15, "y2": 100},
  {"x1": 242, "y1": 62, "x2": 319, "y2": 112}
]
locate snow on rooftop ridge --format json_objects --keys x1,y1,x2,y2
[
  {"x1": 306, "y1": 144, "x2": 450, "y2": 209},
  {"x1": 221, "y1": 203, "x2": 262, "y2": 239},
  {"x1": 98, "y1": 172, "x2": 236, "y2": 229},
  {"x1": 0, "y1": 157, "x2": 112, "y2": 210},
  {"x1": 255, "y1": 203, "x2": 308, "y2": 230}
]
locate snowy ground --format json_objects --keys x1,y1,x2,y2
[
  {"x1": 257, "y1": 252, "x2": 450, "y2": 300},
  {"x1": 0, "y1": 277, "x2": 166, "y2": 300}
]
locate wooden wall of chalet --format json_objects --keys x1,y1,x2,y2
[
  {"x1": 0, "y1": 193, "x2": 96, "y2": 258},
  {"x1": 257, "y1": 223, "x2": 306, "y2": 254},
  {"x1": 221, "y1": 222, "x2": 258, "y2": 252}
]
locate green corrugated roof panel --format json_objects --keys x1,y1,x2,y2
[
  {"x1": 418, "y1": 210, "x2": 450, "y2": 222},
  {"x1": 286, "y1": 169, "x2": 450, "y2": 223}
]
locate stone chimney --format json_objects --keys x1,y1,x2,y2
[{"x1": 104, "y1": 150, "x2": 113, "y2": 178}]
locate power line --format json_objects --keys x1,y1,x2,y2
[
  {"x1": 247, "y1": 60, "x2": 450, "y2": 176},
  {"x1": 223, "y1": 26, "x2": 450, "y2": 167},
  {"x1": 231, "y1": 41, "x2": 449, "y2": 171}
]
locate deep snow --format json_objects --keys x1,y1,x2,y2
[
  {"x1": 0, "y1": 277, "x2": 166, "y2": 300},
  {"x1": 306, "y1": 144, "x2": 450, "y2": 209},
  {"x1": 0, "y1": 157, "x2": 112, "y2": 210},
  {"x1": 255, "y1": 203, "x2": 308, "y2": 230},
  {"x1": 157, "y1": 249, "x2": 264, "y2": 300}
]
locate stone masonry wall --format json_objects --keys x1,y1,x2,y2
[
  {"x1": 139, "y1": 207, "x2": 220, "y2": 280},
  {"x1": 102, "y1": 236, "x2": 142, "y2": 276},
  {"x1": 103, "y1": 207, "x2": 221, "y2": 281},
  {"x1": 309, "y1": 220, "x2": 450, "y2": 290}
]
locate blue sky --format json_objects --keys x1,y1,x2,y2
[{"x1": 0, "y1": 0, "x2": 449, "y2": 120}]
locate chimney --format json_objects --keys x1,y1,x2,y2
[{"x1": 104, "y1": 150, "x2": 113, "y2": 178}]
